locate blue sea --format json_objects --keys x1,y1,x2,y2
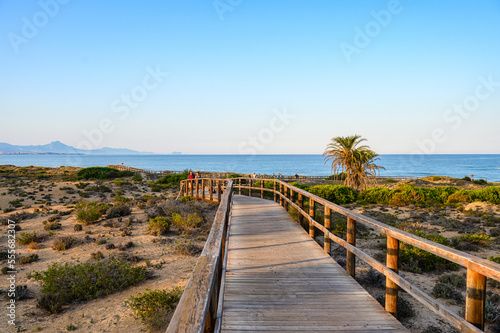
[{"x1": 1, "y1": 154, "x2": 499, "y2": 182}]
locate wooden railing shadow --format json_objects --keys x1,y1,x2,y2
[{"x1": 168, "y1": 177, "x2": 500, "y2": 333}]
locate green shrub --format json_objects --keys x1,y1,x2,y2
[
  {"x1": 76, "y1": 207, "x2": 101, "y2": 225},
  {"x1": 359, "y1": 187, "x2": 394, "y2": 204},
  {"x1": 132, "y1": 173, "x2": 143, "y2": 182},
  {"x1": 74, "y1": 224, "x2": 83, "y2": 231},
  {"x1": 30, "y1": 258, "x2": 151, "y2": 313},
  {"x1": 226, "y1": 173, "x2": 243, "y2": 178},
  {"x1": 126, "y1": 287, "x2": 182, "y2": 330},
  {"x1": 432, "y1": 283, "x2": 464, "y2": 303},
  {"x1": 172, "y1": 213, "x2": 203, "y2": 232},
  {"x1": 288, "y1": 182, "x2": 310, "y2": 191},
  {"x1": 19, "y1": 254, "x2": 39, "y2": 264},
  {"x1": 106, "y1": 204, "x2": 132, "y2": 218},
  {"x1": 156, "y1": 172, "x2": 189, "y2": 188},
  {"x1": 17, "y1": 231, "x2": 46, "y2": 245},
  {"x1": 400, "y1": 243, "x2": 459, "y2": 273},
  {"x1": 148, "y1": 217, "x2": 171, "y2": 236},
  {"x1": 44, "y1": 222, "x2": 62, "y2": 231},
  {"x1": 446, "y1": 191, "x2": 471, "y2": 204},
  {"x1": 77, "y1": 167, "x2": 133, "y2": 180},
  {"x1": 308, "y1": 185, "x2": 357, "y2": 204},
  {"x1": 53, "y1": 236, "x2": 78, "y2": 251},
  {"x1": 451, "y1": 233, "x2": 491, "y2": 251},
  {"x1": 438, "y1": 274, "x2": 466, "y2": 288},
  {"x1": 490, "y1": 255, "x2": 500, "y2": 264},
  {"x1": 325, "y1": 173, "x2": 346, "y2": 181},
  {"x1": 180, "y1": 196, "x2": 194, "y2": 204}
]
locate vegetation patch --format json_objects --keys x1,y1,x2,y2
[
  {"x1": 171, "y1": 213, "x2": 203, "y2": 232},
  {"x1": 77, "y1": 167, "x2": 133, "y2": 180},
  {"x1": 19, "y1": 254, "x2": 39, "y2": 264},
  {"x1": 156, "y1": 172, "x2": 189, "y2": 188},
  {"x1": 75, "y1": 201, "x2": 107, "y2": 225},
  {"x1": 308, "y1": 185, "x2": 357, "y2": 204},
  {"x1": 29, "y1": 257, "x2": 151, "y2": 313},
  {"x1": 126, "y1": 287, "x2": 183, "y2": 331},
  {"x1": 106, "y1": 204, "x2": 132, "y2": 218},
  {"x1": 148, "y1": 217, "x2": 171, "y2": 236}
]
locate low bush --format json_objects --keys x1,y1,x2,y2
[
  {"x1": 308, "y1": 185, "x2": 357, "y2": 204},
  {"x1": 171, "y1": 213, "x2": 203, "y2": 232},
  {"x1": 126, "y1": 287, "x2": 183, "y2": 330},
  {"x1": 148, "y1": 217, "x2": 171, "y2": 236},
  {"x1": 76, "y1": 201, "x2": 107, "y2": 225},
  {"x1": 44, "y1": 222, "x2": 62, "y2": 231},
  {"x1": 19, "y1": 254, "x2": 39, "y2": 264},
  {"x1": 30, "y1": 257, "x2": 151, "y2": 313},
  {"x1": 106, "y1": 204, "x2": 132, "y2": 218},
  {"x1": 432, "y1": 283, "x2": 464, "y2": 303},
  {"x1": 451, "y1": 233, "x2": 491, "y2": 251},
  {"x1": 174, "y1": 239, "x2": 201, "y2": 256},
  {"x1": 53, "y1": 236, "x2": 78, "y2": 251},
  {"x1": 77, "y1": 167, "x2": 133, "y2": 180},
  {"x1": 74, "y1": 224, "x2": 83, "y2": 231},
  {"x1": 359, "y1": 187, "x2": 394, "y2": 204},
  {"x1": 490, "y1": 255, "x2": 500, "y2": 264},
  {"x1": 288, "y1": 182, "x2": 310, "y2": 191},
  {"x1": 438, "y1": 274, "x2": 466, "y2": 288},
  {"x1": 17, "y1": 231, "x2": 46, "y2": 245},
  {"x1": 156, "y1": 172, "x2": 189, "y2": 188}
]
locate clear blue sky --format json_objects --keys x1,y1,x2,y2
[{"x1": 1, "y1": 0, "x2": 499, "y2": 154}]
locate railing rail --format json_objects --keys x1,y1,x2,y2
[
  {"x1": 231, "y1": 177, "x2": 500, "y2": 332},
  {"x1": 166, "y1": 179, "x2": 233, "y2": 333}
]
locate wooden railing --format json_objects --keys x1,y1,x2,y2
[
  {"x1": 231, "y1": 178, "x2": 500, "y2": 332},
  {"x1": 167, "y1": 179, "x2": 233, "y2": 333},
  {"x1": 168, "y1": 177, "x2": 500, "y2": 332}
]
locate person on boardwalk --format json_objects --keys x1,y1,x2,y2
[
  {"x1": 196, "y1": 171, "x2": 202, "y2": 184},
  {"x1": 188, "y1": 171, "x2": 195, "y2": 179}
]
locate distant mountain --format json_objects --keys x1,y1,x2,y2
[{"x1": 0, "y1": 141, "x2": 154, "y2": 155}]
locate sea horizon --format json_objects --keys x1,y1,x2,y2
[{"x1": 1, "y1": 154, "x2": 499, "y2": 182}]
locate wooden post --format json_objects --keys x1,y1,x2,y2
[
  {"x1": 209, "y1": 179, "x2": 214, "y2": 202},
  {"x1": 308, "y1": 198, "x2": 315, "y2": 238},
  {"x1": 249, "y1": 179, "x2": 252, "y2": 197},
  {"x1": 201, "y1": 179, "x2": 205, "y2": 201},
  {"x1": 217, "y1": 180, "x2": 222, "y2": 204},
  {"x1": 273, "y1": 181, "x2": 277, "y2": 202},
  {"x1": 298, "y1": 193, "x2": 304, "y2": 225},
  {"x1": 324, "y1": 207, "x2": 331, "y2": 254},
  {"x1": 290, "y1": 189, "x2": 294, "y2": 204},
  {"x1": 180, "y1": 181, "x2": 185, "y2": 197},
  {"x1": 284, "y1": 186, "x2": 289, "y2": 211},
  {"x1": 238, "y1": 179, "x2": 242, "y2": 195},
  {"x1": 385, "y1": 235, "x2": 399, "y2": 316},
  {"x1": 279, "y1": 184, "x2": 284, "y2": 206},
  {"x1": 190, "y1": 180, "x2": 194, "y2": 197},
  {"x1": 465, "y1": 268, "x2": 486, "y2": 329},
  {"x1": 346, "y1": 217, "x2": 356, "y2": 278},
  {"x1": 261, "y1": 180, "x2": 264, "y2": 199},
  {"x1": 195, "y1": 180, "x2": 199, "y2": 200}
]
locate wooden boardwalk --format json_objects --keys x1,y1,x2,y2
[{"x1": 221, "y1": 195, "x2": 408, "y2": 332}]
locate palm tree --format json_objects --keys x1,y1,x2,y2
[{"x1": 323, "y1": 135, "x2": 384, "y2": 190}]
